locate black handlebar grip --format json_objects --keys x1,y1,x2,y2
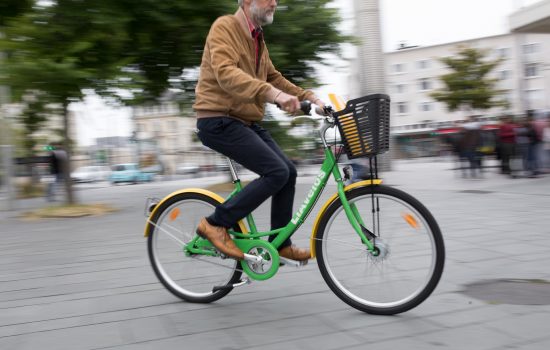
[
  {"x1": 275, "y1": 100, "x2": 312, "y2": 115},
  {"x1": 300, "y1": 100, "x2": 312, "y2": 115}
]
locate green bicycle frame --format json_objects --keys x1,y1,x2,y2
[{"x1": 227, "y1": 145, "x2": 375, "y2": 252}]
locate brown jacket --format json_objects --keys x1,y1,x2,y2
[{"x1": 193, "y1": 8, "x2": 315, "y2": 123}]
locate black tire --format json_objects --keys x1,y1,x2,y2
[
  {"x1": 315, "y1": 185, "x2": 445, "y2": 315},
  {"x1": 147, "y1": 192, "x2": 242, "y2": 303}
]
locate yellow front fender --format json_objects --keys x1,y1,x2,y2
[
  {"x1": 310, "y1": 179, "x2": 382, "y2": 257},
  {"x1": 144, "y1": 188, "x2": 248, "y2": 237}
]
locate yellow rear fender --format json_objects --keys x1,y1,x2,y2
[
  {"x1": 310, "y1": 179, "x2": 382, "y2": 257},
  {"x1": 144, "y1": 188, "x2": 248, "y2": 237}
]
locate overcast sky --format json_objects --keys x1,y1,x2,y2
[
  {"x1": 378, "y1": 0, "x2": 541, "y2": 51},
  {"x1": 74, "y1": 0, "x2": 544, "y2": 146}
]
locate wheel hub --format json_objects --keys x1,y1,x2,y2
[{"x1": 370, "y1": 239, "x2": 390, "y2": 261}]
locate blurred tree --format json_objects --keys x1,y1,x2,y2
[
  {"x1": 0, "y1": 0, "x2": 33, "y2": 26},
  {"x1": 19, "y1": 95, "x2": 48, "y2": 157},
  {"x1": 430, "y1": 46, "x2": 509, "y2": 112},
  {"x1": 254, "y1": 1, "x2": 347, "y2": 87},
  {"x1": 261, "y1": 119, "x2": 313, "y2": 161},
  {"x1": 0, "y1": 0, "x2": 347, "y2": 204}
]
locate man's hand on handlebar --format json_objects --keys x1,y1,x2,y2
[
  {"x1": 274, "y1": 91, "x2": 301, "y2": 114},
  {"x1": 275, "y1": 93, "x2": 329, "y2": 116}
]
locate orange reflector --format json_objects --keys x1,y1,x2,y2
[
  {"x1": 169, "y1": 208, "x2": 181, "y2": 221},
  {"x1": 402, "y1": 213, "x2": 419, "y2": 229}
]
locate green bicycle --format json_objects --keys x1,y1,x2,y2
[{"x1": 144, "y1": 94, "x2": 445, "y2": 315}]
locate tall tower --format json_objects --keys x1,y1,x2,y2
[
  {"x1": 353, "y1": 0, "x2": 391, "y2": 169},
  {"x1": 354, "y1": 0, "x2": 385, "y2": 95}
]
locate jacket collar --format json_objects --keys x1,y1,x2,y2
[{"x1": 235, "y1": 7, "x2": 259, "y2": 39}]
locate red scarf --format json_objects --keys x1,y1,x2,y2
[{"x1": 243, "y1": 10, "x2": 263, "y2": 73}]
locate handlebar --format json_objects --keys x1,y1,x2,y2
[
  {"x1": 275, "y1": 99, "x2": 337, "y2": 148},
  {"x1": 274, "y1": 100, "x2": 312, "y2": 115},
  {"x1": 275, "y1": 100, "x2": 333, "y2": 117}
]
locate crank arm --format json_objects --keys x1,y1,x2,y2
[
  {"x1": 243, "y1": 253, "x2": 263, "y2": 264},
  {"x1": 279, "y1": 257, "x2": 308, "y2": 267},
  {"x1": 212, "y1": 277, "x2": 251, "y2": 292}
]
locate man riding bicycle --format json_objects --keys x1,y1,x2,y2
[{"x1": 193, "y1": 0, "x2": 326, "y2": 261}]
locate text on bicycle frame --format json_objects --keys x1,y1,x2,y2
[{"x1": 291, "y1": 170, "x2": 326, "y2": 225}]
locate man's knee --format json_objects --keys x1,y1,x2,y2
[
  {"x1": 287, "y1": 163, "x2": 297, "y2": 184},
  {"x1": 268, "y1": 163, "x2": 290, "y2": 190}
]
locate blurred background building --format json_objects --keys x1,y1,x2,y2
[
  {"x1": 131, "y1": 103, "x2": 222, "y2": 175},
  {"x1": 386, "y1": 32, "x2": 550, "y2": 157}
]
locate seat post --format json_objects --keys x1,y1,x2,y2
[{"x1": 227, "y1": 157, "x2": 240, "y2": 182}]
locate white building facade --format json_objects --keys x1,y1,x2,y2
[{"x1": 385, "y1": 33, "x2": 550, "y2": 135}]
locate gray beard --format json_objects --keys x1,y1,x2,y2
[{"x1": 250, "y1": 2, "x2": 274, "y2": 26}]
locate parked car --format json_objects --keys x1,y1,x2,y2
[
  {"x1": 71, "y1": 165, "x2": 111, "y2": 183},
  {"x1": 109, "y1": 163, "x2": 154, "y2": 184},
  {"x1": 176, "y1": 163, "x2": 200, "y2": 175},
  {"x1": 140, "y1": 164, "x2": 163, "y2": 174}
]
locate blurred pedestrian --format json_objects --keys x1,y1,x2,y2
[
  {"x1": 543, "y1": 113, "x2": 550, "y2": 172},
  {"x1": 459, "y1": 115, "x2": 483, "y2": 178},
  {"x1": 526, "y1": 112, "x2": 542, "y2": 177},
  {"x1": 342, "y1": 156, "x2": 371, "y2": 185},
  {"x1": 497, "y1": 115, "x2": 517, "y2": 177},
  {"x1": 516, "y1": 114, "x2": 540, "y2": 178},
  {"x1": 46, "y1": 143, "x2": 67, "y2": 202}
]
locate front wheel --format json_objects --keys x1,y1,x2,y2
[
  {"x1": 315, "y1": 185, "x2": 445, "y2": 315},
  {"x1": 147, "y1": 192, "x2": 242, "y2": 303}
]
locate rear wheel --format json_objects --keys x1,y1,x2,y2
[
  {"x1": 147, "y1": 192, "x2": 242, "y2": 303},
  {"x1": 315, "y1": 185, "x2": 445, "y2": 315}
]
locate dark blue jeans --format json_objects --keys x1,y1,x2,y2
[{"x1": 196, "y1": 117, "x2": 297, "y2": 248}]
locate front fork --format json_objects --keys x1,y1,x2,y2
[{"x1": 334, "y1": 167, "x2": 377, "y2": 253}]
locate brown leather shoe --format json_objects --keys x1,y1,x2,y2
[
  {"x1": 278, "y1": 245, "x2": 311, "y2": 262},
  {"x1": 196, "y1": 218, "x2": 244, "y2": 260}
]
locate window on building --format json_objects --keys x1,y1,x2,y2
[
  {"x1": 417, "y1": 59, "x2": 430, "y2": 69},
  {"x1": 525, "y1": 63, "x2": 539, "y2": 77},
  {"x1": 499, "y1": 70, "x2": 511, "y2": 80},
  {"x1": 393, "y1": 63, "x2": 405, "y2": 73},
  {"x1": 419, "y1": 102, "x2": 432, "y2": 112},
  {"x1": 394, "y1": 83, "x2": 406, "y2": 93},
  {"x1": 496, "y1": 47, "x2": 510, "y2": 58},
  {"x1": 396, "y1": 102, "x2": 408, "y2": 114},
  {"x1": 153, "y1": 121, "x2": 161, "y2": 134},
  {"x1": 418, "y1": 78, "x2": 431, "y2": 91},
  {"x1": 522, "y1": 43, "x2": 539, "y2": 54}
]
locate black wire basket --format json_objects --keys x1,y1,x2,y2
[{"x1": 333, "y1": 93, "x2": 390, "y2": 159}]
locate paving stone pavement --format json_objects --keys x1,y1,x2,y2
[{"x1": 1, "y1": 157, "x2": 549, "y2": 350}]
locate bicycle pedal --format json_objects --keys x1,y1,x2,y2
[
  {"x1": 212, "y1": 278, "x2": 250, "y2": 292},
  {"x1": 279, "y1": 257, "x2": 308, "y2": 267}
]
